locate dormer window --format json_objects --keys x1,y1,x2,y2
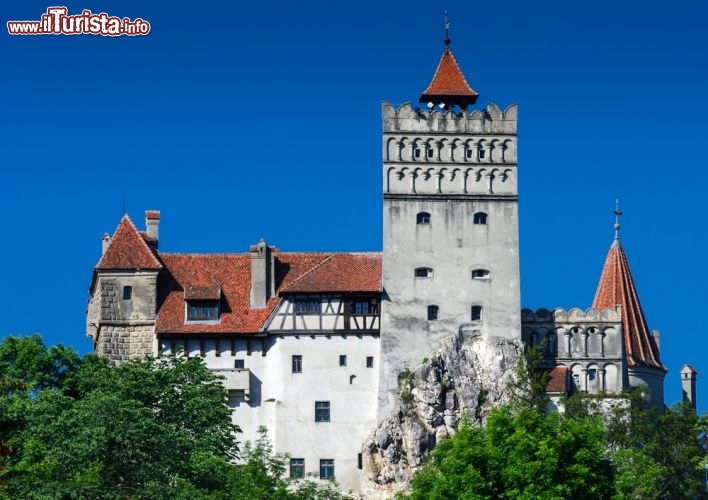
[
  {"x1": 471, "y1": 269, "x2": 490, "y2": 280},
  {"x1": 473, "y1": 212, "x2": 488, "y2": 225},
  {"x1": 415, "y1": 267, "x2": 433, "y2": 278},
  {"x1": 416, "y1": 212, "x2": 431, "y2": 225},
  {"x1": 187, "y1": 301, "x2": 219, "y2": 321},
  {"x1": 185, "y1": 286, "x2": 221, "y2": 323}
]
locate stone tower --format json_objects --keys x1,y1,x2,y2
[
  {"x1": 379, "y1": 35, "x2": 520, "y2": 414},
  {"x1": 681, "y1": 364, "x2": 697, "y2": 410},
  {"x1": 86, "y1": 212, "x2": 161, "y2": 363}
]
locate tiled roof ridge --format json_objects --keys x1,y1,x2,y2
[
  {"x1": 280, "y1": 253, "x2": 337, "y2": 291},
  {"x1": 96, "y1": 214, "x2": 162, "y2": 270},
  {"x1": 592, "y1": 241, "x2": 664, "y2": 371}
]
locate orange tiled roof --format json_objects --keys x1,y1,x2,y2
[
  {"x1": 420, "y1": 48, "x2": 479, "y2": 107},
  {"x1": 155, "y1": 252, "x2": 382, "y2": 335},
  {"x1": 96, "y1": 215, "x2": 162, "y2": 271},
  {"x1": 592, "y1": 239, "x2": 664, "y2": 370},
  {"x1": 280, "y1": 253, "x2": 382, "y2": 293},
  {"x1": 546, "y1": 365, "x2": 568, "y2": 393}
]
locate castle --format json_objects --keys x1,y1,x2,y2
[{"x1": 86, "y1": 33, "x2": 680, "y2": 493}]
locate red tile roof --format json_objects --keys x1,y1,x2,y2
[
  {"x1": 592, "y1": 240, "x2": 664, "y2": 370},
  {"x1": 546, "y1": 365, "x2": 568, "y2": 393},
  {"x1": 155, "y1": 252, "x2": 382, "y2": 335},
  {"x1": 280, "y1": 253, "x2": 382, "y2": 293},
  {"x1": 96, "y1": 215, "x2": 162, "y2": 271},
  {"x1": 420, "y1": 48, "x2": 479, "y2": 107}
]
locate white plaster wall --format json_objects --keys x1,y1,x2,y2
[{"x1": 161, "y1": 334, "x2": 380, "y2": 492}]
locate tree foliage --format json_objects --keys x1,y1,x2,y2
[
  {"x1": 404, "y1": 346, "x2": 708, "y2": 500},
  {"x1": 0, "y1": 335, "x2": 351, "y2": 499}
]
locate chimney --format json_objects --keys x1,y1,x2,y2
[
  {"x1": 250, "y1": 239, "x2": 275, "y2": 309},
  {"x1": 681, "y1": 364, "x2": 698, "y2": 410},
  {"x1": 145, "y1": 210, "x2": 160, "y2": 248},
  {"x1": 101, "y1": 233, "x2": 111, "y2": 255}
]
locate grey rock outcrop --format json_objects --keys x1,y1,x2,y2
[{"x1": 361, "y1": 334, "x2": 523, "y2": 498}]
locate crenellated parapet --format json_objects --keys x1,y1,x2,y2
[
  {"x1": 521, "y1": 307, "x2": 625, "y2": 395},
  {"x1": 382, "y1": 102, "x2": 517, "y2": 134},
  {"x1": 521, "y1": 307, "x2": 621, "y2": 324},
  {"x1": 383, "y1": 102, "x2": 518, "y2": 196}
]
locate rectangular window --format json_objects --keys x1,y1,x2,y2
[
  {"x1": 292, "y1": 355, "x2": 302, "y2": 373},
  {"x1": 315, "y1": 401, "x2": 330, "y2": 422},
  {"x1": 290, "y1": 458, "x2": 305, "y2": 479},
  {"x1": 339, "y1": 355, "x2": 347, "y2": 367},
  {"x1": 122, "y1": 286, "x2": 132, "y2": 300},
  {"x1": 478, "y1": 149, "x2": 486, "y2": 160},
  {"x1": 588, "y1": 369, "x2": 597, "y2": 381},
  {"x1": 427, "y1": 305, "x2": 439, "y2": 321},
  {"x1": 234, "y1": 359, "x2": 245, "y2": 370},
  {"x1": 320, "y1": 459, "x2": 335, "y2": 479},
  {"x1": 366, "y1": 356, "x2": 374, "y2": 368},
  {"x1": 295, "y1": 298, "x2": 320, "y2": 314},
  {"x1": 187, "y1": 301, "x2": 219, "y2": 321},
  {"x1": 426, "y1": 148, "x2": 433, "y2": 158},
  {"x1": 471, "y1": 305, "x2": 483, "y2": 321},
  {"x1": 351, "y1": 297, "x2": 378, "y2": 315}
]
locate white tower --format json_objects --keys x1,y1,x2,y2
[{"x1": 379, "y1": 31, "x2": 520, "y2": 415}]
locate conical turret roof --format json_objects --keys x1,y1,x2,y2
[
  {"x1": 419, "y1": 47, "x2": 479, "y2": 109},
  {"x1": 592, "y1": 238, "x2": 664, "y2": 370}
]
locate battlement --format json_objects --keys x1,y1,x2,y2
[
  {"x1": 521, "y1": 307, "x2": 622, "y2": 324},
  {"x1": 382, "y1": 102, "x2": 517, "y2": 134}
]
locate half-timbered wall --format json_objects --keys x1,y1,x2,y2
[{"x1": 269, "y1": 294, "x2": 381, "y2": 333}]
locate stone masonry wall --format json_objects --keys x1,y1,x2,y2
[{"x1": 96, "y1": 325, "x2": 154, "y2": 364}]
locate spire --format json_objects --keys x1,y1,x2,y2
[
  {"x1": 592, "y1": 208, "x2": 664, "y2": 370},
  {"x1": 419, "y1": 12, "x2": 479, "y2": 110},
  {"x1": 613, "y1": 199, "x2": 623, "y2": 246}
]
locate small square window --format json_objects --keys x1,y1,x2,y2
[
  {"x1": 366, "y1": 356, "x2": 374, "y2": 368},
  {"x1": 471, "y1": 269, "x2": 490, "y2": 280},
  {"x1": 290, "y1": 458, "x2": 305, "y2": 479},
  {"x1": 471, "y1": 305, "x2": 483, "y2": 321},
  {"x1": 315, "y1": 401, "x2": 330, "y2": 422},
  {"x1": 416, "y1": 212, "x2": 431, "y2": 225},
  {"x1": 427, "y1": 305, "x2": 439, "y2": 321},
  {"x1": 473, "y1": 212, "x2": 488, "y2": 225},
  {"x1": 234, "y1": 359, "x2": 245, "y2": 370},
  {"x1": 122, "y1": 286, "x2": 132, "y2": 300},
  {"x1": 414, "y1": 267, "x2": 433, "y2": 278},
  {"x1": 292, "y1": 355, "x2": 302, "y2": 373},
  {"x1": 339, "y1": 355, "x2": 347, "y2": 367},
  {"x1": 320, "y1": 459, "x2": 335, "y2": 479}
]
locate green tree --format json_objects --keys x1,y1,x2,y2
[
  {"x1": 403, "y1": 407, "x2": 614, "y2": 499},
  {"x1": 0, "y1": 335, "x2": 353, "y2": 499}
]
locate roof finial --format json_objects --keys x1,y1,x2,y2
[
  {"x1": 613, "y1": 199, "x2": 623, "y2": 242},
  {"x1": 444, "y1": 10, "x2": 451, "y2": 48}
]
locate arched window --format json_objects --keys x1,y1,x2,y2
[
  {"x1": 473, "y1": 212, "x2": 488, "y2": 225},
  {"x1": 471, "y1": 305, "x2": 483, "y2": 321},
  {"x1": 471, "y1": 269, "x2": 490, "y2": 280},
  {"x1": 414, "y1": 267, "x2": 433, "y2": 278},
  {"x1": 416, "y1": 212, "x2": 431, "y2": 225},
  {"x1": 427, "y1": 305, "x2": 439, "y2": 321}
]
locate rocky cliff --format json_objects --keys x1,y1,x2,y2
[{"x1": 361, "y1": 334, "x2": 523, "y2": 498}]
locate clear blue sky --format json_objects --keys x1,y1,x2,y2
[{"x1": 2, "y1": 0, "x2": 707, "y2": 412}]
